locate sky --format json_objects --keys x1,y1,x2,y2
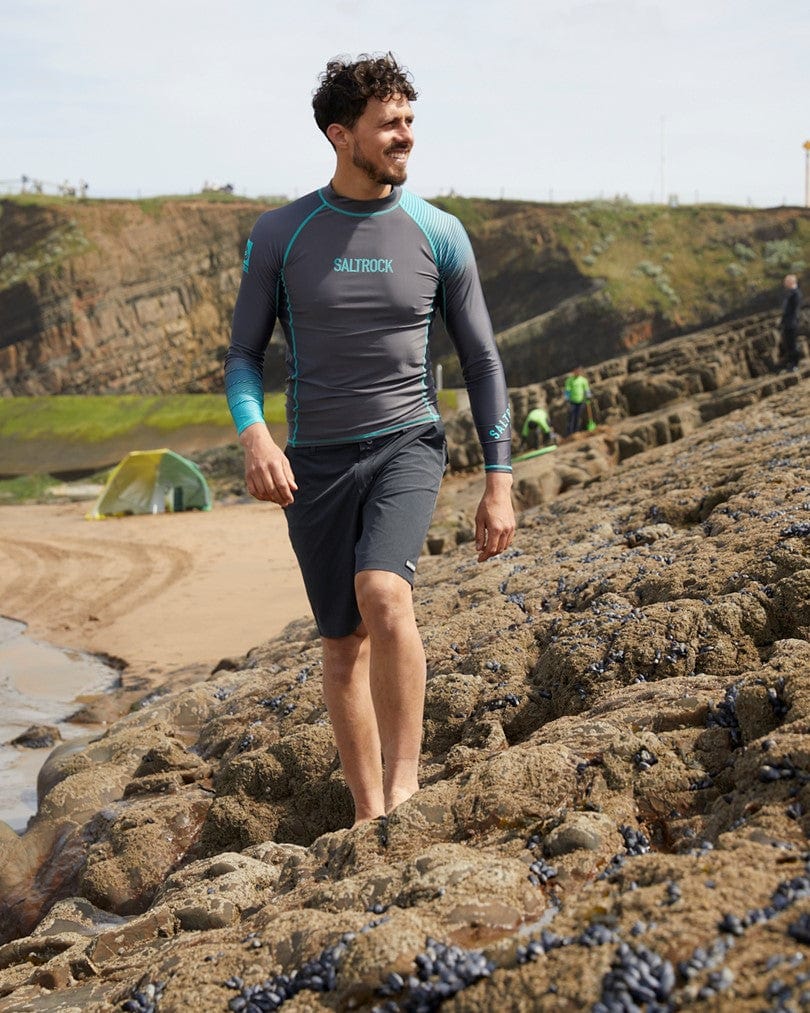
[{"x1": 2, "y1": 0, "x2": 809, "y2": 208}]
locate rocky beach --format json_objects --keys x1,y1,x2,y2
[
  {"x1": 1, "y1": 336, "x2": 809, "y2": 1009},
  {"x1": 1, "y1": 189, "x2": 808, "y2": 1010}
]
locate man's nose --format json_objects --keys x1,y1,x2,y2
[{"x1": 394, "y1": 122, "x2": 413, "y2": 145}]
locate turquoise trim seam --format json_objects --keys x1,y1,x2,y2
[
  {"x1": 399, "y1": 193, "x2": 444, "y2": 421},
  {"x1": 282, "y1": 196, "x2": 328, "y2": 443},
  {"x1": 288, "y1": 414, "x2": 439, "y2": 448},
  {"x1": 317, "y1": 188, "x2": 402, "y2": 218}
]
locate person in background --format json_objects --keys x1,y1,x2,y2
[
  {"x1": 224, "y1": 53, "x2": 515, "y2": 829},
  {"x1": 520, "y1": 405, "x2": 556, "y2": 450},
  {"x1": 564, "y1": 366, "x2": 591, "y2": 435},
  {"x1": 781, "y1": 274, "x2": 803, "y2": 372}
]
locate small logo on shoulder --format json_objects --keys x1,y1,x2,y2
[{"x1": 405, "y1": 560, "x2": 417, "y2": 573}]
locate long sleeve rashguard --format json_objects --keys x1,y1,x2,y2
[{"x1": 225, "y1": 184, "x2": 511, "y2": 471}]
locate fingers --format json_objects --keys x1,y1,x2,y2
[
  {"x1": 246, "y1": 456, "x2": 298, "y2": 506},
  {"x1": 475, "y1": 511, "x2": 516, "y2": 562},
  {"x1": 476, "y1": 521, "x2": 515, "y2": 562}
]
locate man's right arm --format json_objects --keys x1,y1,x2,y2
[{"x1": 225, "y1": 217, "x2": 297, "y2": 505}]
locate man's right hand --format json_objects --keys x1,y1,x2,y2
[{"x1": 239, "y1": 423, "x2": 298, "y2": 506}]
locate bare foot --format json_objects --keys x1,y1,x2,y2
[
  {"x1": 384, "y1": 787, "x2": 418, "y2": 814},
  {"x1": 351, "y1": 811, "x2": 385, "y2": 829}
]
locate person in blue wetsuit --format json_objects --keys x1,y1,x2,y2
[{"x1": 225, "y1": 53, "x2": 514, "y2": 828}]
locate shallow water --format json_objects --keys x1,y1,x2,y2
[{"x1": 0, "y1": 616, "x2": 119, "y2": 833}]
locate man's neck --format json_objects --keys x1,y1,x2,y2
[{"x1": 330, "y1": 168, "x2": 393, "y2": 202}]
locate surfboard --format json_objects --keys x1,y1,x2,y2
[{"x1": 513, "y1": 444, "x2": 558, "y2": 463}]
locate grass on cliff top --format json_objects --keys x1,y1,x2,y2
[
  {"x1": 0, "y1": 394, "x2": 285, "y2": 443},
  {"x1": 433, "y1": 195, "x2": 809, "y2": 327}
]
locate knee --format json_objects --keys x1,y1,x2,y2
[
  {"x1": 322, "y1": 627, "x2": 368, "y2": 679},
  {"x1": 355, "y1": 571, "x2": 413, "y2": 635}
]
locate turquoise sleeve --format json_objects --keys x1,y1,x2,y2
[{"x1": 225, "y1": 366, "x2": 265, "y2": 434}]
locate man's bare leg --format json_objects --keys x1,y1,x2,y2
[
  {"x1": 320, "y1": 626, "x2": 385, "y2": 826},
  {"x1": 355, "y1": 569, "x2": 426, "y2": 814}
]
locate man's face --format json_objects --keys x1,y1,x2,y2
[{"x1": 345, "y1": 94, "x2": 414, "y2": 187}]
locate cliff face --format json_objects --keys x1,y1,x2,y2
[
  {"x1": 0, "y1": 196, "x2": 807, "y2": 396},
  {"x1": 0, "y1": 198, "x2": 265, "y2": 396},
  {"x1": 435, "y1": 199, "x2": 809, "y2": 387}
]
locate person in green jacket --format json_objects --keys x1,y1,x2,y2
[
  {"x1": 564, "y1": 366, "x2": 591, "y2": 435},
  {"x1": 520, "y1": 405, "x2": 555, "y2": 450}
]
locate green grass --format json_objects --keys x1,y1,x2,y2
[
  {"x1": 0, "y1": 394, "x2": 287, "y2": 443},
  {"x1": 0, "y1": 221, "x2": 92, "y2": 289},
  {"x1": 0, "y1": 473, "x2": 60, "y2": 503},
  {"x1": 0, "y1": 390, "x2": 459, "y2": 445},
  {"x1": 548, "y1": 201, "x2": 810, "y2": 325}
]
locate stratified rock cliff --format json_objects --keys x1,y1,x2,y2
[
  {"x1": 1, "y1": 196, "x2": 807, "y2": 396},
  {"x1": 0, "y1": 198, "x2": 264, "y2": 396},
  {"x1": 1, "y1": 375, "x2": 809, "y2": 1011}
]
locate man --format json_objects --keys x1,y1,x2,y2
[
  {"x1": 520, "y1": 405, "x2": 555, "y2": 450},
  {"x1": 781, "y1": 274, "x2": 803, "y2": 372},
  {"x1": 564, "y1": 366, "x2": 591, "y2": 435},
  {"x1": 224, "y1": 53, "x2": 515, "y2": 827}
]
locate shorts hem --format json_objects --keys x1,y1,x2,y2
[{"x1": 355, "y1": 561, "x2": 416, "y2": 585}]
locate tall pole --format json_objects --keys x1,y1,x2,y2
[{"x1": 805, "y1": 141, "x2": 810, "y2": 207}]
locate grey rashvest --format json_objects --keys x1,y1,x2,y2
[{"x1": 225, "y1": 184, "x2": 512, "y2": 471}]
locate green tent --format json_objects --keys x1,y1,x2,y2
[{"x1": 87, "y1": 449, "x2": 212, "y2": 519}]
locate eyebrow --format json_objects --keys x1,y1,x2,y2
[{"x1": 379, "y1": 109, "x2": 414, "y2": 124}]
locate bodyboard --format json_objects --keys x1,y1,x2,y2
[{"x1": 513, "y1": 444, "x2": 558, "y2": 463}]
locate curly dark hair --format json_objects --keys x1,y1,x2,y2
[{"x1": 312, "y1": 52, "x2": 418, "y2": 136}]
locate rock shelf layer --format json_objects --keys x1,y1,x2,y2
[{"x1": 0, "y1": 378, "x2": 809, "y2": 1010}]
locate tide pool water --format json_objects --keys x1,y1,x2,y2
[{"x1": 0, "y1": 616, "x2": 119, "y2": 833}]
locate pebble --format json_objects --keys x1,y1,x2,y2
[
  {"x1": 594, "y1": 942, "x2": 675, "y2": 1012},
  {"x1": 789, "y1": 913, "x2": 810, "y2": 945},
  {"x1": 375, "y1": 937, "x2": 494, "y2": 1012},
  {"x1": 620, "y1": 825, "x2": 652, "y2": 856},
  {"x1": 121, "y1": 980, "x2": 165, "y2": 1013},
  {"x1": 634, "y1": 748, "x2": 658, "y2": 771},
  {"x1": 225, "y1": 932, "x2": 351, "y2": 1010},
  {"x1": 781, "y1": 522, "x2": 810, "y2": 538},
  {"x1": 706, "y1": 683, "x2": 742, "y2": 745},
  {"x1": 528, "y1": 858, "x2": 558, "y2": 886}
]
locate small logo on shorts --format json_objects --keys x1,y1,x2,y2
[{"x1": 405, "y1": 560, "x2": 416, "y2": 573}]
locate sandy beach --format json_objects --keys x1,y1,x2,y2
[
  {"x1": 0, "y1": 497, "x2": 311, "y2": 830},
  {"x1": 0, "y1": 498, "x2": 311, "y2": 691}
]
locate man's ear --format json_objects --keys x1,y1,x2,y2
[{"x1": 326, "y1": 123, "x2": 349, "y2": 149}]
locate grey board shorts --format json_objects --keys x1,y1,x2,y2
[{"x1": 284, "y1": 421, "x2": 447, "y2": 638}]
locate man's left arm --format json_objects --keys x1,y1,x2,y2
[{"x1": 439, "y1": 221, "x2": 516, "y2": 560}]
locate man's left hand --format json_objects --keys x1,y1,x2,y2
[{"x1": 474, "y1": 471, "x2": 516, "y2": 562}]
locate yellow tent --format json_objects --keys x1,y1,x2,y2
[{"x1": 87, "y1": 449, "x2": 212, "y2": 519}]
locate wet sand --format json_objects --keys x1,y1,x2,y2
[{"x1": 0, "y1": 499, "x2": 311, "y2": 830}]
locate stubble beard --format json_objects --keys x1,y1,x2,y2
[{"x1": 352, "y1": 147, "x2": 409, "y2": 187}]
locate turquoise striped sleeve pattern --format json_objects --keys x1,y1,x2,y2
[
  {"x1": 225, "y1": 367, "x2": 265, "y2": 435},
  {"x1": 399, "y1": 190, "x2": 474, "y2": 275},
  {"x1": 225, "y1": 212, "x2": 281, "y2": 435}
]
